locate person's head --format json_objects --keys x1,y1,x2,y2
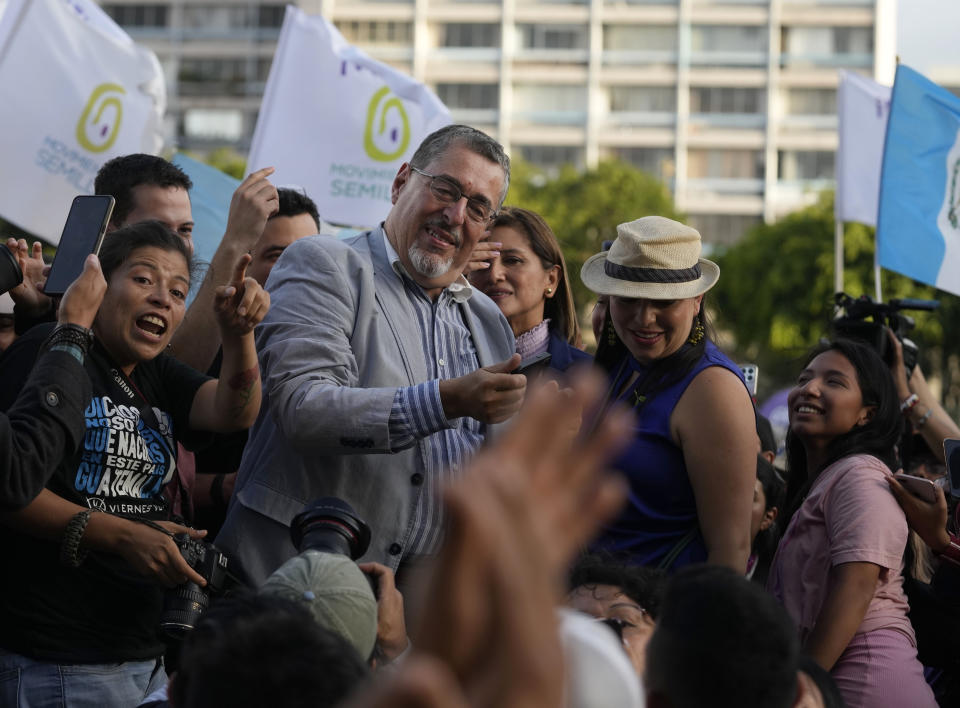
[
  {"x1": 95, "y1": 154, "x2": 194, "y2": 253},
  {"x1": 645, "y1": 565, "x2": 800, "y2": 708},
  {"x1": 752, "y1": 454, "x2": 784, "y2": 543},
  {"x1": 785, "y1": 339, "x2": 901, "y2": 478},
  {"x1": 566, "y1": 554, "x2": 665, "y2": 677},
  {"x1": 168, "y1": 592, "x2": 368, "y2": 708},
  {"x1": 94, "y1": 220, "x2": 193, "y2": 375},
  {"x1": 757, "y1": 414, "x2": 777, "y2": 464},
  {"x1": 247, "y1": 188, "x2": 320, "y2": 286},
  {"x1": 468, "y1": 206, "x2": 580, "y2": 343},
  {"x1": 582, "y1": 217, "x2": 718, "y2": 367},
  {"x1": 384, "y1": 125, "x2": 510, "y2": 296}
]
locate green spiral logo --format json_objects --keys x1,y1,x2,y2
[
  {"x1": 76, "y1": 83, "x2": 126, "y2": 153},
  {"x1": 363, "y1": 86, "x2": 410, "y2": 162}
]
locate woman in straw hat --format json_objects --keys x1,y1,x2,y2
[
  {"x1": 469, "y1": 207, "x2": 590, "y2": 373},
  {"x1": 581, "y1": 216, "x2": 757, "y2": 573}
]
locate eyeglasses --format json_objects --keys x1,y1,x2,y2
[{"x1": 409, "y1": 165, "x2": 498, "y2": 225}]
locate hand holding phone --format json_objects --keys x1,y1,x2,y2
[
  {"x1": 893, "y1": 473, "x2": 940, "y2": 504},
  {"x1": 43, "y1": 195, "x2": 115, "y2": 296},
  {"x1": 513, "y1": 352, "x2": 552, "y2": 377}
]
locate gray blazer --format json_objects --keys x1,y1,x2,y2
[{"x1": 216, "y1": 227, "x2": 515, "y2": 582}]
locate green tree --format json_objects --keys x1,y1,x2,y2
[
  {"x1": 712, "y1": 191, "x2": 960, "y2": 411},
  {"x1": 504, "y1": 159, "x2": 681, "y2": 318},
  {"x1": 193, "y1": 147, "x2": 247, "y2": 180}
]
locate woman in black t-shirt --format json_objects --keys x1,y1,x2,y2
[{"x1": 0, "y1": 221, "x2": 270, "y2": 707}]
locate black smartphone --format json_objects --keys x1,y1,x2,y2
[
  {"x1": 43, "y1": 195, "x2": 115, "y2": 296},
  {"x1": 513, "y1": 352, "x2": 552, "y2": 376},
  {"x1": 944, "y1": 438, "x2": 960, "y2": 498}
]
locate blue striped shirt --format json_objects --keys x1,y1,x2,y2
[{"x1": 384, "y1": 235, "x2": 484, "y2": 557}]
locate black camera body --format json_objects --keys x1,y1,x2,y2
[
  {"x1": 832, "y1": 293, "x2": 938, "y2": 375},
  {"x1": 159, "y1": 533, "x2": 231, "y2": 638}
]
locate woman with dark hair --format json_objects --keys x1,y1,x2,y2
[
  {"x1": 0, "y1": 220, "x2": 270, "y2": 706},
  {"x1": 767, "y1": 339, "x2": 936, "y2": 708},
  {"x1": 468, "y1": 206, "x2": 589, "y2": 372},
  {"x1": 581, "y1": 216, "x2": 757, "y2": 572}
]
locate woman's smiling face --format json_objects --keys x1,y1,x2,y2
[{"x1": 788, "y1": 349, "x2": 874, "y2": 446}]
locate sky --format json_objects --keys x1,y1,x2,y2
[{"x1": 896, "y1": 0, "x2": 960, "y2": 75}]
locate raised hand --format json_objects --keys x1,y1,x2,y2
[
  {"x1": 463, "y1": 236, "x2": 502, "y2": 274},
  {"x1": 214, "y1": 253, "x2": 270, "y2": 339},
  {"x1": 58, "y1": 254, "x2": 107, "y2": 330},
  {"x1": 5, "y1": 237, "x2": 53, "y2": 316},
  {"x1": 223, "y1": 166, "x2": 279, "y2": 251}
]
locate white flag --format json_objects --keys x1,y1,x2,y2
[
  {"x1": 248, "y1": 7, "x2": 451, "y2": 228},
  {"x1": 835, "y1": 71, "x2": 892, "y2": 226},
  {"x1": 0, "y1": 0, "x2": 165, "y2": 243}
]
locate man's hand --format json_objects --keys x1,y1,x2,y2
[
  {"x1": 358, "y1": 561, "x2": 410, "y2": 664},
  {"x1": 886, "y1": 328, "x2": 912, "y2": 399},
  {"x1": 214, "y1": 254, "x2": 270, "y2": 339},
  {"x1": 463, "y1": 237, "x2": 502, "y2": 275},
  {"x1": 5, "y1": 237, "x2": 53, "y2": 316},
  {"x1": 438, "y1": 353, "x2": 526, "y2": 423},
  {"x1": 887, "y1": 473, "x2": 951, "y2": 553},
  {"x1": 114, "y1": 520, "x2": 209, "y2": 588},
  {"x1": 222, "y1": 166, "x2": 279, "y2": 251},
  {"x1": 58, "y1": 254, "x2": 106, "y2": 330}
]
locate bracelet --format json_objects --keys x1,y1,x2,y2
[
  {"x1": 900, "y1": 393, "x2": 919, "y2": 413},
  {"x1": 915, "y1": 407, "x2": 934, "y2": 429},
  {"x1": 60, "y1": 510, "x2": 92, "y2": 568},
  {"x1": 43, "y1": 323, "x2": 94, "y2": 356}
]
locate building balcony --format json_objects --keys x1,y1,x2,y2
[
  {"x1": 684, "y1": 177, "x2": 765, "y2": 194},
  {"x1": 430, "y1": 47, "x2": 501, "y2": 62},
  {"x1": 779, "y1": 114, "x2": 837, "y2": 130},
  {"x1": 512, "y1": 110, "x2": 588, "y2": 126},
  {"x1": 448, "y1": 108, "x2": 499, "y2": 124},
  {"x1": 602, "y1": 50, "x2": 678, "y2": 66},
  {"x1": 513, "y1": 49, "x2": 590, "y2": 63},
  {"x1": 780, "y1": 53, "x2": 873, "y2": 69},
  {"x1": 688, "y1": 113, "x2": 766, "y2": 129},
  {"x1": 689, "y1": 50, "x2": 767, "y2": 67},
  {"x1": 603, "y1": 111, "x2": 677, "y2": 128}
]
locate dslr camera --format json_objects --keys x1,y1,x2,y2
[
  {"x1": 159, "y1": 533, "x2": 231, "y2": 638},
  {"x1": 832, "y1": 292, "x2": 938, "y2": 375}
]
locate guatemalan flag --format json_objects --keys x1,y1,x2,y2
[{"x1": 877, "y1": 65, "x2": 960, "y2": 296}]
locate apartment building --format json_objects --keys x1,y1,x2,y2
[{"x1": 100, "y1": 0, "x2": 895, "y2": 245}]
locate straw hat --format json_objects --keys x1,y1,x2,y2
[{"x1": 580, "y1": 216, "x2": 719, "y2": 300}]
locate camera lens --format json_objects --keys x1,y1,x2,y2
[
  {"x1": 290, "y1": 497, "x2": 371, "y2": 560},
  {"x1": 159, "y1": 581, "x2": 209, "y2": 639}
]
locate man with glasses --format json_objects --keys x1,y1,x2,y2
[{"x1": 217, "y1": 125, "x2": 524, "y2": 585}]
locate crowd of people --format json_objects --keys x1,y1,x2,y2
[{"x1": 1, "y1": 123, "x2": 960, "y2": 708}]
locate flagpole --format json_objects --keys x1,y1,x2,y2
[
  {"x1": 874, "y1": 245, "x2": 883, "y2": 301},
  {"x1": 834, "y1": 219, "x2": 844, "y2": 293}
]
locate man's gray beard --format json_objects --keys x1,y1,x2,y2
[{"x1": 409, "y1": 244, "x2": 454, "y2": 279}]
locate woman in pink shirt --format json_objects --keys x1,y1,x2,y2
[{"x1": 768, "y1": 339, "x2": 936, "y2": 708}]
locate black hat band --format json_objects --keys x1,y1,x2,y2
[{"x1": 604, "y1": 260, "x2": 701, "y2": 284}]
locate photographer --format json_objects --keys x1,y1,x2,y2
[{"x1": 0, "y1": 222, "x2": 268, "y2": 707}]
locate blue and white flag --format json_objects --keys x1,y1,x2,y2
[{"x1": 877, "y1": 64, "x2": 960, "y2": 296}]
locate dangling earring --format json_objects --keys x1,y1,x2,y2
[
  {"x1": 687, "y1": 320, "x2": 705, "y2": 346},
  {"x1": 606, "y1": 319, "x2": 618, "y2": 347}
]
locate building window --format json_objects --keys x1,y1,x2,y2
[
  {"x1": 690, "y1": 87, "x2": 764, "y2": 114},
  {"x1": 778, "y1": 150, "x2": 835, "y2": 180},
  {"x1": 183, "y1": 109, "x2": 245, "y2": 142},
  {"x1": 604, "y1": 25, "x2": 676, "y2": 51},
  {"x1": 687, "y1": 149, "x2": 763, "y2": 179},
  {"x1": 609, "y1": 86, "x2": 676, "y2": 112},
  {"x1": 436, "y1": 83, "x2": 499, "y2": 109},
  {"x1": 786, "y1": 88, "x2": 836, "y2": 115},
  {"x1": 441, "y1": 23, "x2": 500, "y2": 48},
  {"x1": 178, "y1": 58, "x2": 268, "y2": 96},
  {"x1": 514, "y1": 84, "x2": 587, "y2": 113},
  {"x1": 335, "y1": 21, "x2": 414, "y2": 46},
  {"x1": 611, "y1": 147, "x2": 675, "y2": 180},
  {"x1": 517, "y1": 24, "x2": 588, "y2": 50},
  {"x1": 686, "y1": 214, "x2": 762, "y2": 246},
  {"x1": 258, "y1": 4, "x2": 286, "y2": 28},
  {"x1": 101, "y1": 4, "x2": 168, "y2": 27},
  {"x1": 781, "y1": 26, "x2": 873, "y2": 56},
  {"x1": 517, "y1": 145, "x2": 585, "y2": 171},
  {"x1": 690, "y1": 25, "x2": 766, "y2": 53}
]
